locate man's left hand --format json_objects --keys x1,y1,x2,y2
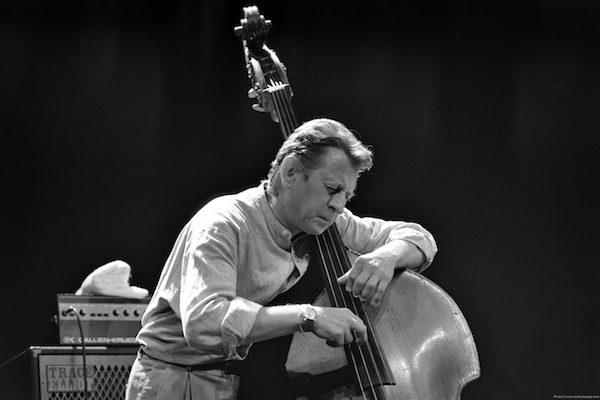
[
  {"x1": 337, "y1": 240, "x2": 424, "y2": 307},
  {"x1": 337, "y1": 251, "x2": 396, "y2": 307}
]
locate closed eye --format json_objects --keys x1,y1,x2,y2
[
  {"x1": 326, "y1": 185, "x2": 355, "y2": 203},
  {"x1": 325, "y1": 185, "x2": 341, "y2": 195}
]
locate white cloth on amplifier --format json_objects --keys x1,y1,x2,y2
[{"x1": 75, "y1": 260, "x2": 149, "y2": 299}]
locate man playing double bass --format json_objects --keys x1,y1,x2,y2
[{"x1": 125, "y1": 118, "x2": 437, "y2": 400}]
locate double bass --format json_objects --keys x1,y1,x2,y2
[{"x1": 234, "y1": 7, "x2": 480, "y2": 399}]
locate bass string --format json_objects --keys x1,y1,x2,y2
[
  {"x1": 268, "y1": 79, "x2": 297, "y2": 138},
  {"x1": 324, "y1": 229, "x2": 389, "y2": 379},
  {"x1": 326, "y1": 228, "x2": 401, "y2": 400},
  {"x1": 278, "y1": 83, "x2": 297, "y2": 134},
  {"x1": 315, "y1": 234, "x2": 376, "y2": 400},
  {"x1": 270, "y1": 80, "x2": 375, "y2": 399},
  {"x1": 318, "y1": 229, "x2": 386, "y2": 400},
  {"x1": 270, "y1": 78, "x2": 394, "y2": 400}
]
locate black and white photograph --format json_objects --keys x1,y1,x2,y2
[{"x1": 1, "y1": 1, "x2": 598, "y2": 399}]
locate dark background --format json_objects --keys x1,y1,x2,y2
[{"x1": 1, "y1": 0, "x2": 599, "y2": 398}]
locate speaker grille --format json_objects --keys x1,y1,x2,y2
[{"x1": 38, "y1": 352, "x2": 135, "y2": 400}]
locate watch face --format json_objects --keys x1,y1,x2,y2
[{"x1": 305, "y1": 306, "x2": 317, "y2": 321}]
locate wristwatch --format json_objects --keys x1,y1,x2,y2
[{"x1": 299, "y1": 305, "x2": 317, "y2": 333}]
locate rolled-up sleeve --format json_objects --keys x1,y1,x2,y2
[
  {"x1": 179, "y1": 223, "x2": 262, "y2": 360},
  {"x1": 336, "y1": 208, "x2": 438, "y2": 272}
]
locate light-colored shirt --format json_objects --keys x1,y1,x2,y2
[{"x1": 137, "y1": 184, "x2": 437, "y2": 366}]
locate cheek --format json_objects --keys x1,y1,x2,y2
[
  {"x1": 302, "y1": 198, "x2": 324, "y2": 218},
  {"x1": 291, "y1": 197, "x2": 310, "y2": 221},
  {"x1": 296, "y1": 203, "x2": 310, "y2": 219}
]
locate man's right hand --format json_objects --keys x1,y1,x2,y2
[{"x1": 310, "y1": 306, "x2": 368, "y2": 347}]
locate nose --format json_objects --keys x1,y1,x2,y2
[{"x1": 328, "y1": 192, "x2": 347, "y2": 214}]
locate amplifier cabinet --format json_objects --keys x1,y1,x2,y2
[{"x1": 28, "y1": 345, "x2": 138, "y2": 400}]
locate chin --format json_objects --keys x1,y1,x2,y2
[
  {"x1": 305, "y1": 221, "x2": 331, "y2": 235},
  {"x1": 312, "y1": 227, "x2": 328, "y2": 235}
]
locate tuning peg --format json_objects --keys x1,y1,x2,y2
[
  {"x1": 252, "y1": 104, "x2": 265, "y2": 112},
  {"x1": 247, "y1": 88, "x2": 258, "y2": 99}
]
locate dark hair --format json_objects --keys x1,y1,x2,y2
[{"x1": 266, "y1": 118, "x2": 373, "y2": 196}]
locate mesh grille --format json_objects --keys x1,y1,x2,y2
[
  {"x1": 47, "y1": 365, "x2": 130, "y2": 400},
  {"x1": 39, "y1": 354, "x2": 134, "y2": 400}
]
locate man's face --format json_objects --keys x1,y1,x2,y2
[{"x1": 281, "y1": 147, "x2": 359, "y2": 235}]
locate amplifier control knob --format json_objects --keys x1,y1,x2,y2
[
  {"x1": 113, "y1": 310, "x2": 120, "y2": 317},
  {"x1": 123, "y1": 309, "x2": 130, "y2": 317}
]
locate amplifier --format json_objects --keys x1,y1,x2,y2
[
  {"x1": 57, "y1": 294, "x2": 150, "y2": 345},
  {"x1": 3, "y1": 345, "x2": 138, "y2": 400}
]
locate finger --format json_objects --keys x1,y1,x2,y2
[
  {"x1": 350, "y1": 316, "x2": 367, "y2": 333},
  {"x1": 350, "y1": 269, "x2": 373, "y2": 298},
  {"x1": 352, "y1": 321, "x2": 368, "y2": 345},
  {"x1": 337, "y1": 270, "x2": 350, "y2": 285},
  {"x1": 327, "y1": 331, "x2": 345, "y2": 347},
  {"x1": 359, "y1": 276, "x2": 380, "y2": 302},
  {"x1": 353, "y1": 330, "x2": 368, "y2": 346},
  {"x1": 339, "y1": 267, "x2": 361, "y2": 293},
  {"x1": 369, "y1": 287, "x2": 385, "y2": 307},
  {"x1": 247, "y1": 88, "x2": 258, "y2": 98},
  {"x1": 371, "y1": 276, "x2": 391, "y2": 305},
  {"x1": 345, "y1": 257, "x2": 370, "y2": 294},
  {"x1": 344, "y1": 329, "x2": 354, "y2": 345}
]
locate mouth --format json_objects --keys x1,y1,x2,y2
[{"x1": 317, "y1": 216, "x2": 334, "y2": 225}]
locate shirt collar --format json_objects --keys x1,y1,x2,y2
[{"x1": 258, "y1": 183, "x2": 293, "y2": 250}]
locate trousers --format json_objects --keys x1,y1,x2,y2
[{"x1": 125, "y1": 351, "x2": 240, "y2": 400}]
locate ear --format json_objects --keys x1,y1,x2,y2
[{"x1": 279, "y1": 155, "x2": 304, "y2": 189}]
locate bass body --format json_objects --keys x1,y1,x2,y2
[{"x1": 287, "y1": 268, "x2": 480, "y2": 399}]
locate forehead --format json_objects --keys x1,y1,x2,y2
[{"x1": 312, "y1": 147, "x2": 359, "y2": 187}]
